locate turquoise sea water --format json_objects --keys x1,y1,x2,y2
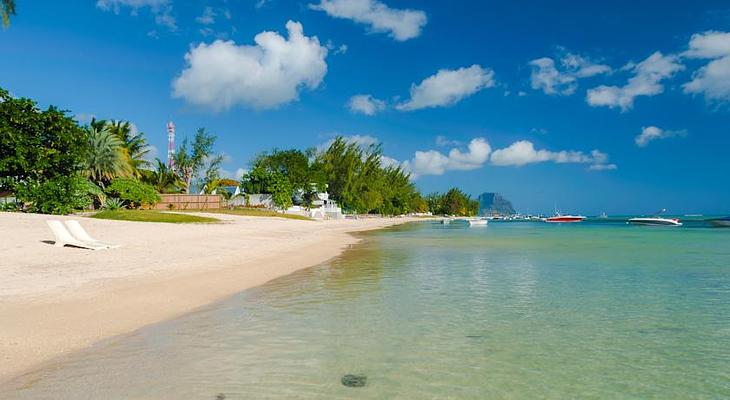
[{"x1": 4, "y1": 221, "x2": 730, "y2": 399}]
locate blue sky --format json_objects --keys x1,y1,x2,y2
[{"x1": 2, "y1": 0, "x2": 730, "y2": 214}]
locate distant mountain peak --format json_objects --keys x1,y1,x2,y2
[{"x1": 477, "y1": 192, "x2": 515, "y2": 216}]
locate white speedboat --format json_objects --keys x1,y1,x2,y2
[
  {"x1": 628, "y1": 217, "x2": 682, "y2": 226},
  {"x1": 628, "y1": 209, "x2": 682, "y2": 227}
]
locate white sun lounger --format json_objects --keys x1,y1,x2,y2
[
  {"x1": 46, "y1": 220, "x2": 108, "y2": 250},
  {"x1": 64, "y1": 220, "x2": 121, "y2": 249}
]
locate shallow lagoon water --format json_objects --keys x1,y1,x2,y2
[{"x1": 5, "y1": 221, "x2": 730, "y2": 399}]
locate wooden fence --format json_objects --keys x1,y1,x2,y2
[{"x1": 154, "y1": 194, "x2": 224, "y2": 210}]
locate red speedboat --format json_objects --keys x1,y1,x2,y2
[{"x1": 544, "y1": 214, "x2": 586, "y2": 223}]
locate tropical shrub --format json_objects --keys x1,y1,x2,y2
[
  {"x1": 102, "y1": 197, "x2": 124, "y2": 210},
  {"x1": 0, "y1": 200, "x2": 19, "y2": 212},
  {"x1": 105, "y1": 178, "x2": 160, "y2": 209},
  {"x1": 14, "y1": 176, "x2": 93, "y2": 215}
]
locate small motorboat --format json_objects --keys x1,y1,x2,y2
[
  {"x1": 628, "y1": 209, "x2": 682, "y2": 227},
  {"x1": 544, "y1": 214, "x2": 586, "y2": 223},
  {"x1": 708, "y1": 216, "x2": 730, "y2": 227}
]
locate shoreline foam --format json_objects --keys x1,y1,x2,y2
[{"x1": 0, "y1": 212, "x2": 419, "y2": 383}]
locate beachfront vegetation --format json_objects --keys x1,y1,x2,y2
[
  {"x1": 1, "y1": 87, "x2": 477, "y2": 217},
  {"x1": 92, "y1": 210, "x2": 220, "y2": 224},
  {"x1": 318, "y1": 137, "x2": 422, "y2": 215},
  {"x1": 105, "y1": 178, "x2": 160, "y2": 209},
  {"x1": 0, "y1": 87, "x2": 226, "y2": 214},
  {"x1": 86, "y1": 123, "x2": 132, "y2": 184},
  {"x1": 426, "y1": 188, "x2": 480, "y2": 216},
  {"x1": 241, "y1": 148, "x2": 322, "y2": 209},
  {"x1": 243, "y1": 138, "x2": 427, "y2": 215},
  {"x1": 13, "y1": 176, "x2": 93, "y2": 214}
]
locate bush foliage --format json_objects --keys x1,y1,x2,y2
[
  {"x1": 105, "y1": 178, "x2": 160, "y2": 209},
  {"x1": 14, "y1": 175, "x2": 93, "y2": 215}
]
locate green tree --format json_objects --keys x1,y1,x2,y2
[
  {"x1": 85, "y1": 124, "x2": 132, "y2": 185},
  {"x1": 269, "y1": 172, "x2": 293, "y2": 209},
  {"x1": 244, "y1": 148, "x2": 325, "y2": 206},
  {"x1": 173, "y1": 128, "x2": 219, "y2": 194},
  {"x1": 428, "y1": 188, "x2": 478, "y2": 216},
  {"x1": 0, "y1": 88, "x2": 89, "y2": 192},
  {"x1": 316, "y1": 137, "x2": 418, "y2": 215},
  {"x1": 240, "y1": 166, "x2": 293, "y2": 209},
  {"x1": 1, "y1": 0, "x2": 15, "y2": 28}
]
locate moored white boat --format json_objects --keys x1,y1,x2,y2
[
  {"x1": 467, "y1": 218, "x2": 489, "y2": 226},
  {"x1": 628, "y1": 209, "x2": 682, "y2": 226},
  {"x1": 628, "y1": 217, "x2": 682, "y2": 226}
]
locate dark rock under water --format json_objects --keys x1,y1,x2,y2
[{"x1": 341, "y1": 374, "x2": 367, "y2": 387}]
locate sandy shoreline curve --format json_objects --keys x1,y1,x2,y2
[{"x1": 0, "y1": 211, "x2": 421, "y2": 383}]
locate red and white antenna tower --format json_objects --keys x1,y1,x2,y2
[{"x1": 166, "y1": 121, "x2": 175, "y2": 168}]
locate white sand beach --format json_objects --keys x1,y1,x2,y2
[{"x1": 0, "y1": 212, "x2": 417, "y2": 383}]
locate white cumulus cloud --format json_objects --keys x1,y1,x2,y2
[
  {"x1": 682, "y1": 31, "x2": 730, "y2": 103},
  {"x1": 401, "y1": 138, "x2": 491, "y2": 178},
  {"x1": 529, "y1": 51, "x2": 611, "y2": 95},
  {"x1": 586, "y1": 51, "x2": 684, "y2": 111},
  {"x1": 96, "y1": 0, "x2": 176, "y2": 30},
  {"x1": 683, "y1": 31, "x2": 730, "y2": 59},
  {"x1": 396, "y1": 65, "x2": 495, "y2": 111},
  {"x1": 172, "y1": 21, "x2": 328, "y2": 111},
  {"x1": 347, "y1": 94, "x2": 386, "y2": 115},
  {"x1": 309, "y1": 0, "x2": 427, "y2": 41},
  {"x1": 635, "y1": 126, "x2": 687, "y2": 147},
  {"x1": 490, "y1": 140, "x2": 616, "y2": 171}
]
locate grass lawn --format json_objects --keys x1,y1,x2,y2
[
  {"x1": 92, "y1": 210, "x2": 220, "y2": 224},
  {"x1": 193, "y1": 208, "x2": 313, "y2": 221}
]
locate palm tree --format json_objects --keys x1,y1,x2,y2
[
  {"x1": 143, "y1": 159, "x2": 183, "y2": 193},
  {"x1": 86, "y1": 125, "x2": 132, "y2": 185},
  {"x1": 1, "y1": 0, "x2": 15, "y2": 28},
  {"x1": 173, "y1": 128, "x2": 218, "y2": 193},
  {"x1": 107, "y1": 120, "x2": 151, "y2": 178}
]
